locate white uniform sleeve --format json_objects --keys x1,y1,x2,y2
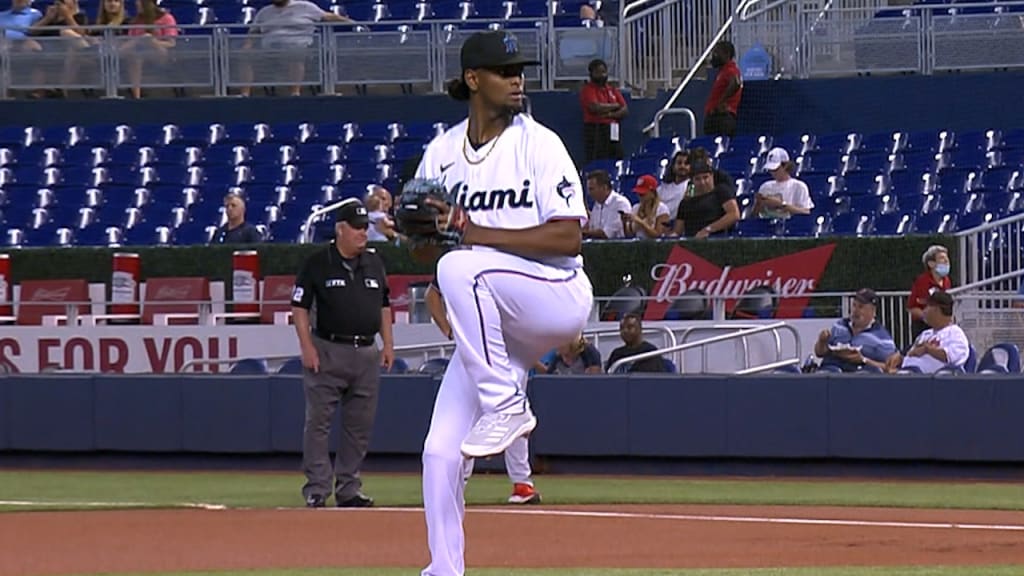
[
  {"x1": 533, "y1": 132, "x2": 588, "y2": 226},
  {"x1": 942, "y1": 326, "x2": 971, "y2": 367}
]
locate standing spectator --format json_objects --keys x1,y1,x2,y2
[
  {"x1": 290, "y1": 199, "x2": 395, "y2": 508},
  {"x1": 658, "y1": 150, "x2": 690, "y2": 221},
  {"x1": 121, "y1": 0, "x2": 178, "y2": 99},
  {"x1": 539, "y1": 333, "x2": 602, "y2": 374},
  {"x1": 579, "y1": 58, "x2": 628, "y2": 164},
  {"x1": 671, "y1": 158, "x2": 740, "y2": 239},
  {"x1": 0, "y1": 0, "x2": 44, "y2": 97},
  {"x1": 703, "y1": 41, "x2": 742, "y2": 138},
  {"x1": 908, "y1": 244, "x2": 952, "y2": 341},
  {"x1": 814, "y1": 288, "x2": 899, "y2": 372},
  {"x1": 213, "y1": 193, "x2": 262, "y2": 244},
  {"x1": 582, "y1": 169, "x2": 631, "y2": 239},
  {"x1": 238, "y1": 0, "x2": 351, "y2": 98},
  {"x1": 626, "y1": 174, "x2": 670, "y2": 239},
  {"x1": 364, "y1": 186, "x2": 402, "y2": 243},
  {"x1": 753, "y1": 147, "x2": 814, "y2": 219},
  {"x1": 605, "y1": 313, "x2": 666, "y2": 373},
  {"x1": 894, "y1": 291, "x2": 969, "y2": 374}
]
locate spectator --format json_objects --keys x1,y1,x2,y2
[
  {"x1": 579, "y1": 58, "x2": 627, "y2": 164},
  {"x1": 537, "y1": 334, "x2": 602, "y2": 375},
  {"x1": 814, "y1": 288, "x2": 899, "y2": 372},
  {"x1": 0, "y1": 0, "x2": 44, "y2": 97},
  {"x1": 238, "y1": 0, "x2": 351, "y2": 98},
  {"x1": 605, "y1": 313, "x2": 666, "y2": 373},
  {"x1": 658, "y1": 150, "x2": 689, "y2": 221},
  {"x1": 703, "y1": 41, "x2": 742, "y2": 138},
  {"x1": 93, "y1": 0, "x2": 126, "y2": 29},
  {"x1": 908, "y1": 244, "x2": 952, "y2": 341},
  {"x1": 752, "y1": 147, "x2": 813, "y2": 219},
  {"x1": 214, "y1": 193, "x2": 263, "y2": 244},
  {"x1": 31, "y1": 0, "x2": 97, "y2": 98},
  {"x1": 893, "y1": 291, "x2": 969, "y2": 374},
  {"x1": 364, "y1": 186, "x2": 402, "y2": 243},
  {"x1": 580, "y1": 0, "x2": 618, "y2": 25},
  {"x1": 688, "y1": 146, "x2": 736, "y2": 194},
  {"x1": 671, "y1": 158, "x2": 740, "y2": 239},
  {"x1": 626, "y1": 174, "x2": 670, "y2": 239},
  {"x1": 582, "y1": 169, "x2": 631, "y2": 240},
  {"x1": 120, "y1": 0, "x2": 178, "y2": 99}
]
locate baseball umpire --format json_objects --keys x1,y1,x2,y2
[{"x1": 290, "y1": 198, "x2": 395, "y2": 508}]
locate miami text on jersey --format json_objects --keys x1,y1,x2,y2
[{"x1": 446, "y1": 179, "x2": 535, "y2": 211}]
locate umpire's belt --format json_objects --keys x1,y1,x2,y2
[{"x1": 315, "y1": 331, "x2": 376, "y2": 347}]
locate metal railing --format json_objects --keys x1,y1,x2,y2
[
  {"x1": 606, "y1": 320, "x2": 800, "y2": 373},
  {"x1": 956, "y1": 211, "x2": 1024, "y2": 290},
  {"x1": 0, "y1": 19, "x2": 620, "y2": 98}
]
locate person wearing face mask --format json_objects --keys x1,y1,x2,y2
[
  {"x1": 703, "y1": 41, "x2": 743, "y2": 138},
  {"x1": 238, "y1": 0, "x2": 351, "y2": 97},
  {"x1": 579, "y1": 58, "x2": 628, "y2": 164},
  {"x1": 907, "y1": 244, "x2": 953, "y2": 341}
]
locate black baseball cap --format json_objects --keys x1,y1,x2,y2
[
  {"x1": 461, "y1": 30, "x2": 540, "y2": 70},
  {"x1": 690, "y1": 159, "x2": 714, "y2": 175},
  {"x1": 853, "y1": 288, "x2": 879, "y2": 306},
  {"x1": 335, "y1": 200, "x2": 369, "y2": 227}
]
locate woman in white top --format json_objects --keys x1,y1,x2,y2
[
  {"x1": 753, "y1": 147, "x2": 814, "y2": 219},
  {"x1": 626, "y1": 174, "x2": 670, "y2": 239},
  {"x1": 657, "y1": 150, "x2": 689, "y2": 219}
]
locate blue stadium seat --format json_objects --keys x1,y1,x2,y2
[
  {"x1": 735, "y1": 217, "x2": 783, "y2": 237},
  {"x1": 977, "y1": 342, "x2": 1022, "y2": 374},
  {"x1": 230, "y1": 358, "x2": 270, "y2": 374},
  {"x1": 829, "y1": 212, "x2": 872, "y2": 236},
  {"x1": 872, "y1": 212, "x2": 914, "y2": 236},
  {"x1": 277, "y1": 356, "x2": 305, "y2": 374},
  {"x1": 783, "y1": 214, "x2": 829, "y2": 237},
  {"x1": 417, "y1": 357, "x2": 450, "y2": 376}
]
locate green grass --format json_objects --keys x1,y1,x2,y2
[
  {"x1": 1, "y1": 470, "x2": 1024, "y2": 512},
  {"x1": 70, "y1": 567, "x2": 1024, "y2": 576}
]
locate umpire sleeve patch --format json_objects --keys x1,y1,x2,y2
[{"x1": 291, "y1": 286, "x2": 304, "y2": 303}]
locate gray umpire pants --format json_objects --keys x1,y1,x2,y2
[{"x1": 301, "y1": 335, "x2": 381, "y2": 502}]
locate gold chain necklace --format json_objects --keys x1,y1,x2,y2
[{"x1": 462, "y1": 124, "x2": 506, "y2": 166}]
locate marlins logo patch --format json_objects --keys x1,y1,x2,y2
[{"x1": 556, "y1": 176, "x2": 575, "y2": 207}]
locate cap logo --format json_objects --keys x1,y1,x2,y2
[
  {"x1": 356, "y1": 207, "x2": 367, "y2": 216},
  {"x1": 503, "y1": 32, "x2": 518, "y2": 54}
]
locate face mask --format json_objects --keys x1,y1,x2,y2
[{"x1": 935, "y1": 263, "x2": 950, "y2": 277}]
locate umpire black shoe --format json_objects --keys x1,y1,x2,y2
[
  {"x1": 305, "y1": 494, "x2": 327, "y2": 508},
  {"x1": 336, "y1": 493, "x2": 374, "y2": 508}
]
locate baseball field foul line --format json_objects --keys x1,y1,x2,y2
[
  {"x1": 347, "y1": 507, "x2": 1024, "y2": 533},
  {"x1": 0, "y1": 500, "x2": 227, "y2": 510}
]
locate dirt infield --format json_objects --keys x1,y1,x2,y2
[{"x1": 4, "y1": 504, "x2": 1024, "y2": 576}]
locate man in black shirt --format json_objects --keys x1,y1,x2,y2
[
  {"x1": 214, "y1": 193, "x2": 263, "y2": 244},
  {"x1": 604, "y1": 313, "x2": 667, "y2": 373},
  {"x1": 290, "y1": 198, "x2": 395, "y2": 509},
  {"x1": 671, "y1": 158, "x2": 740, "y2": 239}
]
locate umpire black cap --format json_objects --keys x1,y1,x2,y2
[
  {"x1": 461, "y1": 30, "x2": 540, "y2": 69},
  {"x1": 335, "y1": 199, "x2": 369, "y2": 227}
]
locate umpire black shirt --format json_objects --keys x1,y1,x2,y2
[{"x1": 291, "y1": 243, "x2": 391, "y2": 338}]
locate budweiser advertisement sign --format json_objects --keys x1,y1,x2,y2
[{"x1": 645, "y1": 244, "x2": 837, "y2": 320}]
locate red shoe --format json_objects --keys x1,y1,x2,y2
[{"x1": 507, "y1": 482, "x2": 542, "y2": 504}]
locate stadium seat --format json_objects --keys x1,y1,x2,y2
[
  {"x1": 230, "y1": 358, "x2": 270, "y2": 374},
  {"x1": 417, "y1": 357, "x2": 450, "y2": 376},
  {"x1": 976, "y1": 342, "x2": 1021, "y2": 374},
  {"x1": 277, "y1": 356, "x2": 305, "y2": 374}
]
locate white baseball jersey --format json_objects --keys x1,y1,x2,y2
[{"x1": 415, "y1": 114, "x2": 588, "y2": 269}]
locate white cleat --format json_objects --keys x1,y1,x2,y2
[{"x1": 460, "y1": 410, "x2": 537, "y2": 459}]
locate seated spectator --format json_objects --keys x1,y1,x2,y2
[
  {"x1": 814, "y1": 288, "x2": 899, "y2": 372},
  {"x1": 538, "y1": 334, "x2": 602, "y2": 375},
  {"x1": 365, "y1": 186, "x2": 402, "y2": 243},
  {"x1": 237, "y1": 0, "x2": 351, "y2": 98},
  {"x1": 907, "y1": 244, "x2": 952, "y2": 341},
  {"x1": 582, "y1": 169, "x2": 631, "y2": 240},
  {"x1": 605, "y1": 313, "x2": 666, "y2": 373},
  {"x1": 892, "y1": 291, "x2": 969, "y2": 374},
  {"x1": 120, "y1": 0, "x2": 178, "y2": 99},
  {"x1": 753, "y1": 147, "x2": 813, "y2": 219},
  {"x1": 658, "y1": 150, "x2": 689, "y2": 221},
  {"x1": 214, "y1": 193, "x2": 263, "y2": 244},
  {"x1": 626, "y1": 174, "x2": 670, "y2": 239},
  {"x1": 0, "y1": 0, "x2": 44, "y2": 96},
  {"x1": 93, "y1": 0, "x2": 126, "y2": 31},
  {"x1": 671, "y1": 157, "x2": 739, "y2": 239},
  {"x1": 31, "y1": 0, "x2": 97, "y2": 98}
]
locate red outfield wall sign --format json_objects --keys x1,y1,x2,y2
[{"x1": 645, "y1": 243, "x2": 837, "y2": 320}]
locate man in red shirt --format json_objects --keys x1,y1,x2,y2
[
  {"x1": 703, "y1": 41, "x2": 742, "y2": 138},
  {"x1": 579, "y1": 58, "x2": 628, "y2": 165}
]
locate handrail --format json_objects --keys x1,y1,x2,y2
[
  {"x1": 650, "y1": 108, "x2": 697, "y2": 139},
  {"x1": 948, "y1": 269, "x2": 1024, "y2": 295},
  {"x1": 739, "y1": 0, "x2": 786, "y2": 20},
  {"x1": 953, "y1": 207, "x2": 1024, "y2": 238},
  {"x1": 606, "y1": 320, "x2": 791, "y2": 373},
  {"x1": 301, "y1": 198, "x2": 358, "y2": 243},
  {"x1": 734, "y1": 357, "x2": 802, "y2": 375},
  {"x1": 642, "y1": 0, "x2": 761, "y2": 135}
]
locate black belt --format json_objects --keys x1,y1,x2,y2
[{"x1": 315, "y1": 331, "x2": 376, "y2": 347}]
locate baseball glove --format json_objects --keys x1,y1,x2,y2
[{"x1": 394, "y1": 178, "x2": 468, "y2": 251}]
